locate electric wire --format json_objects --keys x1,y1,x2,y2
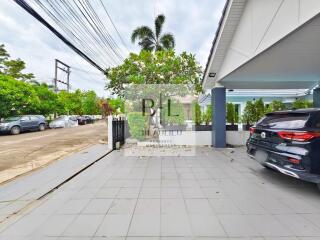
[
  {"x1": 97, "y1": 0, "x2": 129, "y2": 52},
  {"x1": 13, "y1": 0, "x2": 105, "y2": 72},
  {"x1": 35, "y1": 0, "x2": 115, "y2": 67}
]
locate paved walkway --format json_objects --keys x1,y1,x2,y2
[
  {"x1": 0, "y1": 147, "x2": 319, "y2": 239},
  {"x1": 0, "y1": 144, "x2": 110, "y2": 223}
]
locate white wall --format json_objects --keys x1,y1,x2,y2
[
  {"x1": 157, "y1": 131, "x2": 249, "y2": 146},
  {"x1": 217, "y1": 0, "x2": 320, "y2": 81}
]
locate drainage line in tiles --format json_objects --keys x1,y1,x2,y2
[
  {"x1": 0, "y1": 149, "x2": 115, "y2": 224},
  {"x1": 37, "y1": 149, "x2": 114, "y2": 200}
]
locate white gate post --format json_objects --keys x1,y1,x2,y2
[{"x1": 108, "y1": 115, "x2": 113, "y2": 150}]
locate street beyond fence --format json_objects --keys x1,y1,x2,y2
[{"x1": 0, "y1": 121, "x2": 107, "y2": 184}]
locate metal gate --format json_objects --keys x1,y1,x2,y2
[{"x1": 112, "y1": 118, "x2": 125, "y2": 150}]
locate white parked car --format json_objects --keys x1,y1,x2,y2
[{"x1": 49, "y1": 116, "x2": 78, "y2": 129}]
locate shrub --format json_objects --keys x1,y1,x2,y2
[
  {"x1": 192, "y1": 102, "x2": 202, "y2": 125},
  {"x1": 127, "y1": 112, "x2": 148, "y2": 141},
  {"x1": 202, "y1": 105, "x2": 212, "y2": 125},
  {"x1": 255, "y1": 98, "x2": 265, "y2": 122},
  {"x1": 241, "y1": 101, "x2": 255, "y2": 125},
  {"x1": 292, "y1": 99, "x2": 312, "y2": 109},
  {"x1": 226, "y1": 103, "x2": 235, "y2": 125},
  {"x1": 266, "y1": 100, "x2": 286, "y2": 113},
  {"x1": 162, "y1": 101, "x2": 185, "y2": 125}
]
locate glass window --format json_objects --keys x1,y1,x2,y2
[
  {"x1": 20, "y1": 116, "x2": 30, "y2": 121},
  {"x1": 257, "y1": 113, "x2": 309, "y2": 129},
  {"x1": 3, "y1": 117, "x2": 20, "y2": 122},
  {"x1": 30, "y1": 116, "x2": 39, "y2": 121}
]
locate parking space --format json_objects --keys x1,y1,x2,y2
[
  {"x1": 0, "y1": 146, "x2": 319, "y2": 239},
  {"x1": 0, "y1": 121, "x2": 107, "y2": 184}
]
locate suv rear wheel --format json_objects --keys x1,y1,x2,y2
[
  {"x1": 11, "y1": 126, "x2": 21, "y2": 135},
  {"x1": 39, "y1": 123, "x2": 45, "y2": 131}
]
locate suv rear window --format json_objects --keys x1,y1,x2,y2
[{"x1": 257, "y1": 113, "x2": 310, "y2": 129}]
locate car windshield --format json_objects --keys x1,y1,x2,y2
[
  {"x1": 257, "y1": 113, "x2": 310, "y2": 129},
  {"x1": 2, "y1": 117, "x2": 20, "y2": 122}
]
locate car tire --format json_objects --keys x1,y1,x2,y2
[
  {"x1": 11, "y1": 126, "x2": 21, "y2": 135},
  {"x1": 39, "y1": 123, "x2": 45, "y2": 131},
  {"x1": 317, "y1": 183, "x2": 320, "y2": 191}
]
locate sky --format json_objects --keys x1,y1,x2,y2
[{"x1": 0, "y1": 0, "x2": 225, "y2": 97}]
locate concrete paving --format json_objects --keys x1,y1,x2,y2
[
  {"x1": 0, "y1": 147, "x2": 319, "y2": 239},
  {"x1": 0, "y1": 144, "x2": 110, "y2": 223}
]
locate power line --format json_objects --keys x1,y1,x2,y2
[
  {"x1": 71, "y1": 0, "x2": 123, "y2": 63},
  {"x1": 98, "y1": 0, "x2": 129, "y2": 52},
  {"x1": 36, "y1": 0, "x2": 116, "y2": 67},
  {"x1": 13, "y1": 0, "x2": 128, "y2": 73},
  {"x1": 13, "y1": 0, "x2": 106, "y2": 72},
  {"x1": 84, "y1": 0, "x2": 125, "y2": 59}
]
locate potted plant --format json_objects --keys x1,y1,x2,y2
[
  {"x1": 226, "y1": 103, "x2": 238, "y2": 131},
  {"x1": 195, "y1": 104, "x2": 212, "y2": 131}
]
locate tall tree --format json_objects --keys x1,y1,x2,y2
[
  {"x1": 0, "y1": 44, "x2": 34, "y2": 81},
  {"x1": 131, "y1": 14, "x2": 175, "y2": 51},
  {"x1": 106, "y1": 50, "x2": 202, "y2": 95},
  {"x1": 0, "y1": 74, "x2": 39, "y2": 119}
]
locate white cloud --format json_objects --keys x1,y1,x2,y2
[{"x1": 0, "y1": 0, "x2": 226, "y2": 96}]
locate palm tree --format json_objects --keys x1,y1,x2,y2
[{"x1": 131, "y1": 14, "x2": 175, "y2": 51}]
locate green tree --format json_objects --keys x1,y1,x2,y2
[
  {"x1": 108, "y1": 98, "x2": 125, "y2": 113},
  {"x1": 106, "y1": 50, "x2": 202, "y2": 95},
  {"x1": 226, "y1": 103, "x2": 235, "y2": 125},
  {"x1": 131, "y1": 14, "x2": 175, "y2": 51},
  {"x1": 57, "y1": 90, "x2": 82, "y2": 115},
  {"x1": 0, "y1": 44, "x2": 9, "y2": 73},
  {"x1": 2, "y1": 59, "x2": 34, "y2": 81},
  {"x1": 33, "y1": 83, "x2": 60, "y2": 117},
  {"x1": 82, "y1": 91, "x2": 100, "y2": 115},
  {"x1": 0, "y1": 74, "x2": 39, "y2": 119},
  {"x1": 0, "y1": 44, "x2": 34, "y2": 81}
]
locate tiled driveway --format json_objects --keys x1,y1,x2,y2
[{"x1": 0, "y1": 147, "x2": 320, "y2": 239}]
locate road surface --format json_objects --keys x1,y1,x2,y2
[{"x1": 0, "y1": 121, "x2": 107, "y2": 184}]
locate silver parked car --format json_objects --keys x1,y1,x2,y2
[
  {"x1": 0, "y1": 115, "x2": 47, "y2": 135},
  {"x1": 49, "y1": 116, "x2": 78, "y2": 129}
]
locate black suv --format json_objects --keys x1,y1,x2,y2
[{"x1": 247, "y1": 109, "x2": 320, "y2": 189}]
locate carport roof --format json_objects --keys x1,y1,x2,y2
[
  {"x1": 203, "y1": 0, "x2": 320, "y2": 91},
  {"x1": 202, "y1": 0, "x2": 246, "y2": 88}
]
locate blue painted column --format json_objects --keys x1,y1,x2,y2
[
  {"x1": 313, "y1": 88, "x2": 320, "y2": 108},
  {"x1": 211, "y1": 87, "x2": 226, "y2": 148}
]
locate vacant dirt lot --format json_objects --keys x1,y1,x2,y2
[{"x1": 0, "y1": 121, "x2": 107, "y2": 184}]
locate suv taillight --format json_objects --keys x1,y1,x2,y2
[
  {"x1": 278, "y1": 131, "x2": 320, "y2": 142},
  {"x1": 249, "y1": 127, "x2": 255, "y2": 135}
]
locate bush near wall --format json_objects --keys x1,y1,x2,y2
[
  {"x1": 162, "y1": 101, "x2": 185, "y2": 125},
  {"x1": 127, "y1": 112, "x2": 148, "y2": 141}
]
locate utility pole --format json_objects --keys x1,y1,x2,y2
[{"x1": 54, "y1": 59, "x2": 71, "y2": 92}]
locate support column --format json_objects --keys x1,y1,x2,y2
[
  {"x1": 211, "y1": 87, "x2": 226, "y2": 148},
  {"x1": 313, "y1": 88, "x2": 320, "y2": 108}
]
